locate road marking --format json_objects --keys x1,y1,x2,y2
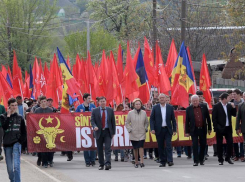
[{"x1": 21, "y1": 158, "x2": 62, "y2": 182}]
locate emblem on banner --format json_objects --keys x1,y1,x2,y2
[{"x1": 34, "y1": 116, "x2": 64, "y2": 150}]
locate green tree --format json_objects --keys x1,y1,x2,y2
[
  {"x1": 0, "y1": 0, "x2": 58, "y2": 70},
  {"x1": 87, "y1": 0, "x2": 152, "y2": 41},
  {"x1": 64, "y1": 28, "x2": 121, "y2": 62}
]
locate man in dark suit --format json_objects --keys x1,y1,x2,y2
[
  {"x1": 185, "y1": 95, "x2": 212, "y2": 166},
  {"x1": 91, "y1": 97, "x2": 116, "y2": 170},
  {"x1": 236, "y1": 92, "x2": 245, "y2": 162},
  {"x1": 150, "y1": 93, "x2": 177, "y2": 167},
  {"x1": 212, "y1": 93, "x2": 236, "y2": 165}
]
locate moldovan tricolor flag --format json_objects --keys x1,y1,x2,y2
[{"x1": 171, "y1": 42, "x2": 194, "y2": 108}]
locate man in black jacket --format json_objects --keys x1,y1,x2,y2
[
  {"x1": 0, "y1": 98, "x2": 26, "y2": 182},
  {"x1": 150, "y1": 93, "x2": 176, "y2": 167},
  {"x1": 91, "y1": 96, "x2": 116, "y2": 170},
  {"x1": 34, "y1": 96, "x2": 54, "y2": 168},
  {"x1": 212, "y1": 93, "x2": 237, "y2": 165},
  {"x1": 236, "y1": 92, "x2": 245, "y2": 162},
  {"x1": 185, "y1": 95, "x2": 212, "y2": 166}
]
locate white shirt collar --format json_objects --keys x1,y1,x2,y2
[
  {"x1": 160, "y1": 104, "x2": 166, "y2": 108},
  {"x1": 221, "y1": 102, "x2": 227, "y2": 107}
]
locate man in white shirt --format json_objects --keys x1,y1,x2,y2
[
  {"x1": 212, "y1": 93, "x2": 236, "y2": 165},
  {"x1": 150, "y1": 94, "x2": 176, "y2": 167}
]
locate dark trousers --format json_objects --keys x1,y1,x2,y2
[
  {"x1": 191, "y1": 128, "x2": 207, "y2": 163},
  {"x1": 156, "y1": 127, "x2": 173, "y2": 164},
  {"x1": 0, "y1": 127, "x2": 3, "y2": 155},
  {"x1": 42, "y1": 152, "x2": 54, "y2": 165},
  {"x1": 96, "y1": 129, "x2": 112, "y2": 166},
  {"x1": 233, "y1": 143, "x2": 244, "y2": 158},
  {"x1": 216, "y1": 127, "x2": 233, "y2": 162},
  {"x1": 67, "y1": 151, "x2": 73, "y2": 159}
]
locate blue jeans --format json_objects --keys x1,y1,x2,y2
[
  {"x1": 4, "y1": 142, "x2": 21, "y2": 182},
  {"x1": 84, "y1": 150, "x2": 96, "y2": 165},
  {"x1": 114, "y1": 150, "x2": 125, "y2": 158},
  {"x1": 176, "y1": 147, "x2": 182, "y2": 156}
]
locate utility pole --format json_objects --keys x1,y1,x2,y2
[
  {"x1": 181, "y1": 0, "x2": 187, "y2": 43},
  {"x1": 87, "y1": 18, "x2": 90, "y2": 53},
  {"x1": 152, "y1": 0, "x2": 157, "y2": 61}
]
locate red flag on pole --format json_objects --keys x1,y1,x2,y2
[
  {"x1": 117, "y1": 44, "x2": 124, "y2": 84},
  {"x1": 0, "y1": 72, "x2": 13, "y2": 107},
  {"x1": 12, "y1": 51, "x2": 24, "y2": 98},
  {"x1": 1, "y1": 65, "x2": 8, "y2": 78},
  {"x1": 144, "y1": 37, "x2": 157, "y2": 86},
  {"x1": 32, "y1": 58, "x2": 40, "y2": 98},
  {"x1": 46, "y1": 54, "x2": 63, "y2": 108},
  {"x1": 39, "y1": 60, "x2": 47, "y2": 95},
  {"x1": 122, "y1": 41, "x2": 139, "y2": 101},
  {"x1": 165, "y1": 39, "x2": 178, "y2": 78},
  {"x1": 155, "y1": 42, "x2": 171, "y2": 94},
  {"x1": 44, "y1": 62, "x2": 50, "y2": 83},
  {"x1": 200, "y1": 54, "x2": 212, "y2": 108}
]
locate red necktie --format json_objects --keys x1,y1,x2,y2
[{"x1": 102, "y1": 109, "x2": 105, "y2": 128}]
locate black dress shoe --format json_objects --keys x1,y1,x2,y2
[
  {"x1": 91, "y1": 161, "x2": 96, "y2": 166},
  {"x1": 219, "y1": 161, "x2": 223, "y2": 165},
  {"x1": 67, "y1": 157, "x2": 73, "y2": 161},
  {"x1": 200, "y1": 161, "x2": 205, "y2": 165},
  {"x1": 168, "y1": 162, "x2": 174, "y2": 166},
  {"x1": 37, "y1": 159, "x2": 41, "y2": 166},
  {"x1": 159, "y1": 163, "x2": 166, "y2": 167},
  {"x1": 193, "y1": 163, "x2": 198, "y2": 166},
  {"x1": 140, "y1": 163, "x2": 145, "y2": 168},
  {"x1": 105, "y1": 165, "x2": 111, "y2": 170},
  {"x1": 98, "y1": 166, "x2": 104, "y2": 170},
  {"x1": 225, "y1": 159, "x2": 234, "y2": 164}
]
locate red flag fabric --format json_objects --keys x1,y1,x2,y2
[
  {"x1": 117, "y1": 44, "x2": 124, "y2": 84},
  {"x1": 23, "y1": 74, "x2": 30, "y2": 98},
  {"x1": 12, "y1": 51, "x2": 24, "y2": 97},
  {"x1": 106, "y1": 51, "x2": 120, "y2": 104},
  {"x1": 165, "y1": 39, "x2": 178, "y2": 78},
  {"x1": 87, "y1": 51, "x2": 99, "y2": 100},
  {"x1": 46, "y1": 54, "x2": 63, "y2": 108},
  {"x1": 200, "y1": 54, "x2": 212, "y2": 108},
  {"x1": 97, "y1": 50, "x2": 107, "y2": 97},
  {"x1": 1, "y1": 65, "x2": 8, "y2": 78},
  {"x1": 122, "y1": 42, "x2": 139, "y2": 101},
  {"x1": 187, "y1": 47, "x2": 196, "y2": 94},
  {"x1": 32, "y1": 58, "x2": 40, "y2": 98},
  {"x1": 39, "y1": 60, "x2": 47, "y2": 96},
  {"x1": 155, "y1": 42, "x2": 171, "y2": 94},
  {"x1": 79, "y1": 57, "x2": 89, "y2": 94},
  {"x1": 0, "y1": 72, "x2": 13, "y2": 107},
  {"x1": 44, "y1": 62, "x2": 50, "y2": 83},
  {"x1": 144, "y1": 37, "x2": 157, "y2": 86}
]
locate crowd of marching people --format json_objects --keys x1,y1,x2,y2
[{"x1": 1, "y1": 88, "x2": 245, "y2": 181}]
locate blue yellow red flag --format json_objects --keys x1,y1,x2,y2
[{"x1": 171, "y1": 42, "x2": 194, "y2": 108}]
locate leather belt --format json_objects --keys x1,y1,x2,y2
[
  {"x1": 197, "y1": 127, "x2": 203, "y2": 129},
  {"x1": 162, "y1": 126, "x2": 167, "y2": 128},
  {"x1": 102, "y1": 128, "x2": 109, "y2": 130}
]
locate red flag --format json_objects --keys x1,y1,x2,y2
[
  {"x1": 46, "y1": 54, "x2": 63, "y2": 108},
  {"x1": 200, "y1": 54, "x2": 212, "y2": 108},
  {"x1": 117, "y1": 44, "x2": 124, "y2": 84},
  {"x1": 39, "y1": 60, "x2": 47, "y2": 95},
  {"x1": 87, "y1": 51, "x2": 99, "y2": 100},
  {"x1": 32, "y1": 58, "x2": 40, "y2": 98},
  {"x1": 144, "y1": 37, "x2": 157, "y2": 86},
  {"x1": 187, "y1": 47, "x2": 196, "y2": 94},
  {"x1": 23, "y1": 73, "x2": 30, "y2": 98},
  {"x1": 122, "y1": 42, "x2": 139, "y2": 101},
  {"x1": 12, "y1": 51, "x2": 24, "y2": 97},
  {"x1": 1, "y1": 65, "x2": 8, "y2": 78},
  {"x1": 66, "y1": 56, "x2": 71, "y2": 70},
  {"x1": 97, "y1": 50, "x2": 107, "y2": 97},
  {"x1": 106, "y1": 51, "x2": 121, "y2": 104},
  {"x1": 79, "y1": 57, "x2": 89, "y2": 94},
  {"x1": 155, "y1": 42, "x2": 171, "y2": 94},
  {"x1": 0, "y1": 72, "x2": 13, "y2": 107},
  {"x1": 165, "y1": 39, "x2": 178, "y2": 78},
  {"x1": 44, "y1": 62, "x2": 50, "y2": 83}
]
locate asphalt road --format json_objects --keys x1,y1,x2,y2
[{"x1": 1, "y1": 148, "x2": 245, "y2": 182}]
